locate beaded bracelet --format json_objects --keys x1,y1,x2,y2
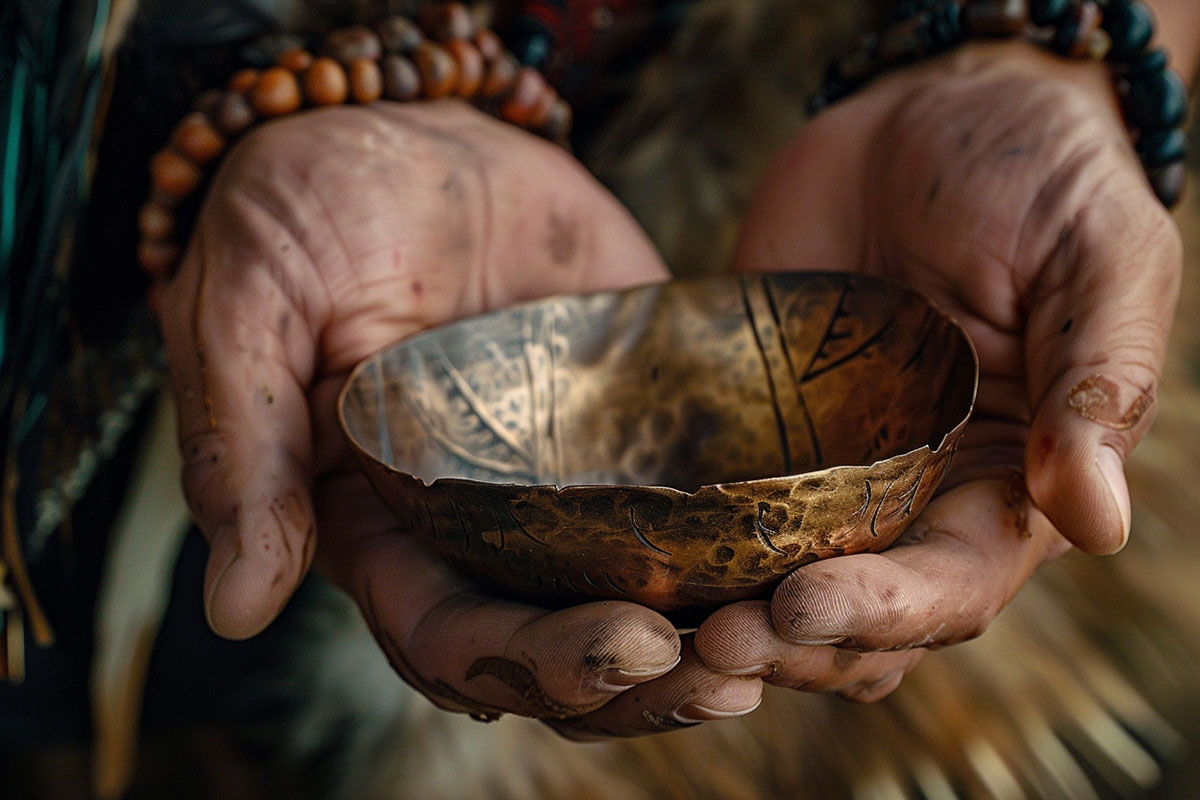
[
  {"x1": 136, "y1": 2, "x2": 573, "y2": 286},
  {"x1": 808, "y1": 0, "x2": 1189, "y2": 207}
]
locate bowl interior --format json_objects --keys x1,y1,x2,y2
[{"x1": 340, "y1": 273, "x2": 976, "y2": 494}]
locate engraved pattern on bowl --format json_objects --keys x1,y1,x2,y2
[{"x1": 339, "y1": 272, "x2": 978, "y2": 614}]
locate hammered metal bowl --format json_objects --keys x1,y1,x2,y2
[{"x1": 339, "y1": 272, "x2": 977, "y2": 615}]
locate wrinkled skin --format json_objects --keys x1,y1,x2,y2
[
  {"x1": 694, "y1": 41, "x2": 1181, "y2": 699},
  {"x1": 162, "y1": 40, "x2": 1179, "y2": 732}
]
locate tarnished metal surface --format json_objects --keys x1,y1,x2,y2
[{"x1": 339, "y1": 273, "x2": 977, "y2": 614}]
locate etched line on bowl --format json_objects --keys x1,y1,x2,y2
[
  {"x1": 762, "y1": 276, "x2": 824, "y2": 468},
  {"x1": 505, "y1": 500, "x2": 547, "y2": 546},
  {"x1": 629, "y1": 505, "x2": 673, "y2": 556},
  {"x1": 754, "y1": 503, "x2": 787, "y2": 556},
  {"x1": 369, "y1": 359, "x2": 395, "y2": 469},
  {"x1": 741, "y1": 279, "x2": 795, "y2": 474},
  {"x1": 900, "y1": 309, "x2": 937, "y2": 373},
  {"x1": 434, "y1": 346, "x2": 535, "y2": 465}
]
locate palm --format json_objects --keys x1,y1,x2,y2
[
  {"x1": 162, "y1": 102, "x2": 764, "y2": 733},
  {"x1": 695, "y1": 41, "x2": 1180, "y2": 695}
]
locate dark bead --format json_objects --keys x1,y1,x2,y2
[
  {"x1": 836, "y1": 48, "x2": 877, "y2": 83},
  {"x1": 381, "y1": 54, "x2": 421, "y2": 101},
  {"x1": 1125, "y1": 68, "x2": 1189, "y2": 130},
  {"x1": 878, "y1": 17, "x2": 927, "y2": 63},
  {"x1": 1137, "y1": 127, "x2": 1188, "y2": 168},
  {"x1": 1121, "y1": 47, "x2": 1168, "y2": 79},
  {"x1": 322, "y1": 25, "x2": 383, "y2": 64},
  {"x1": 929, "y1": 2, "x2": 966, "y2": 48},
  {"x1": 1102, "y1": 0, "x2": 1155, "y2": 61},
  {"x1": 1148, "y1": 160, "x2": 1185, "y2": 207},
  {"x1": 241, "y1": 33, "x2": 306, "y2": 68},
  {"x1": 375, "y1": 16, "x2": 424, "y2": 54},
  {"x1": 888, "y1": 0, "x2": 937, "y2": 23},
  {"x1": 964, "y1": 0, "x2": 1029, "y2": 36},
  {"x1": 1029, "y1": 0, "x2": 1070, "y2": 26}
]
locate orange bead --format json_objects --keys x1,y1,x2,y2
[
  {"x1": 228, "y1": 68, "x2": 260, "y2": 93},
  {"x1": 250, "y1": 67, "x2": 302, "y2": 116},
  {"x1": 138, "y1": 202, "x2": 175, "y2": 240},
  {"x1": 277, "y1": 47, "x2": 314, "y2": 72},
  {"x1": 414, "y1": 41, "x2": 458, "y2": 99},
  {"x1": 446, "y1": 40, "x2": 484, "y2": 98},
  {"x1": 137, "y1": 239, "x2": 181, "y2": 279},
  {"x1": 541, "y1": 98, "x2": 573, "y2": 142},
  {"x1": 348, "y1": 58, "x2": 383, "y2": 104},
  {"x1": 527, "y1": 86, "x2": 557, "y2": 129},
  {"x1": 481, "y1": 53, "x2": 519, "y2": 97},
  {"x1": 150, "y1": 149, "x2": 201, "y2": 198},
  {"x1": 501, "y1": 68, "x2": 546, "y2": 126},
  {"x1": 303, "y1": 57, "x2": 348, "y2": 105},
  {"x1": 171, "y1": 112, "x2": 226, "y2": 164}
]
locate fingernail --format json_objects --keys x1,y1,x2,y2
[
  {"x1": 204, "y1": 524, "x2": 239, "y2": 631},
  {"x1": 673, "y1": 697, "x2": 762, "y2": 724},
  {"x1": 596, "y1": 656, "x2": 681, "y2": 692},
  {"x1": 1096, "y1": 447, "x2": 1131, "y2": 551},
  {"x1": 715, "y1": 663, "x2": 775, "y2": 677}
]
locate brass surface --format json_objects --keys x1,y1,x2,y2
[{"x1": 339, "y1": 273, "x2": 978, "y2": 614}]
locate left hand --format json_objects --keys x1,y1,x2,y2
[{"x1": 694, "y1": 40, "x2": 1182, "y2": 701}]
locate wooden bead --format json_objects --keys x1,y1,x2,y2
[
  {"x1": 1052, "y1": 1, "x2": 1101, "y2": 58},
  {"x1": 541, "y1": 98, "x2": 573, "y2": 142},
  {"x1": 422, "y1": 2, "x2": 474, "y2": 41},
  {"x1": 1122, "y1": 47, "x2": 1167, "y2": 79},
  {"x1": 482, "y1": 53, "x2": 520, "y2": 97},
  {"x1": 348, "y1": 58, "x2": 384, "y2": 104},
  {"x1": 963, "y1": 0, "x2": 1029, "y2": 36},
  {"x1": 474, "y1": 29, "x2": 504, "y2": 63},
  {"x1": 527, "y1": 85, "x2": 557, "y2": 129},
  {"x1": 447, "y1": 40, "x2": 484, "y2": 97},
  {"x1": 171, "y1": 113, "x2": 226, "y2": 164},
  {"x1": 138, "y1": 202, "x2": 175, "y2": 240},
  {"x1": 501, "y1": 68, "x2": 548, "y2": 126},
  {"x1": 192, "y1": 88, "x2": 224, "y2": 116},
  {"x1": 414, "y1": 41, "x2": 459, "y2": 99},
  {"x1": 228, "y1": 68, "x2": 260, "y2": 93},
  {"x1": 304, "y1": 57, "x2": 349, "y2": 105},
  {"x1": 322, "y1": 25, "x2": 383, "y2": 64},
  {"x1": 376, "y1": 15, "x2": 424, "y2": 54},
  {"x1": 276, "y1": 48, "x2": 314, "y2": 72},
  {"x1": 137, "y1": 239, "x2": 181, "y2": 279},
  {"x1": 382, "y1": 54, "x2": 422, "y2": 101},
  {"x1": 214, "y1": 92, "x2": 256, "y2": 136},
  {"x1": 1148, "y1": 160, "x2": 1185, "y2": 207},
  {"x1": 150, "y1": 149, "x2": 201, "y2": 198},
  {"x1": 250, "y1": 67, "x2": 302, "y2": 116}
]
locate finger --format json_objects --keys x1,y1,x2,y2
[
  {"x1": 322, "y1": 475, "x2": 682, "y2": 720},
  {"x1": 162, "y1": 210, "x2": 321, "y2": 641},
  {"x1": 764, "y1": 480, "x2": 1066, "y2": 651},
  {"x1": 694, "y1": 601, "x2": 924, "y2": 699},
  {"x1": 547, "y1": 639, "x2": 763, "y2": 740},
  {"x1": 1024, "y1": 190, "x2": 1181, "y2": 554}
]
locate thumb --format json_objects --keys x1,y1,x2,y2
[
  {"x1": 1024, "y1": 193, "x2": 1181, "y2": 554},
  {"x1": 161, "y1": 226, "x2": 320, "y2": 640}
]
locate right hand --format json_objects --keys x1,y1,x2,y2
[{"x1": 159, "y1": 101, "x2": 763, "y2": 736}]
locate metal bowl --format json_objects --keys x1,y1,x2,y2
[{"x1": 339, "y1": 272, "x2": 977, "y2": 615}]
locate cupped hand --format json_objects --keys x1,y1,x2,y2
[
  {"x1": 695, "y1": 40, "x2": 1182, "y2": 700},
  {"x1": 160, "y1": 102, "x2": 761, "y2": 734}
]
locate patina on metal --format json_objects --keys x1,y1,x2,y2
[{"x1": 339, "y1": 272, "x2": 978, "y2": 616}]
